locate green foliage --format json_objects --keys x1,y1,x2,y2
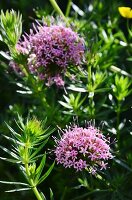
[
  {"x1": 0, "y1": 116, "x2": 55, "y2": 199},
  {"x1": 112, "y1": 75, "x2": 132, "y2": 101},
  {"x1": 0, "y1": 10, "x2": 22, "y2": 51}
]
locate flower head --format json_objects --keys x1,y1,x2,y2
[
  {"x1": 13, "y1": 23, "x2": 85, "y2": 86},
  {"x1": 54, "y1": 123, "x2": 113, "y2": 174},
  {"x1": 118, "y1": 7, "x2": 132, "y2": 18}
]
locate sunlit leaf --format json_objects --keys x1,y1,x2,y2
[
  {"x1": 50, "y1": 188, "x2": 54, "y2": 200},
  {"x1": 38, "y1": 162, "x2": 55, "y2": 185},
  {"x1": 5, "y1": 188, "x2": 31, "y2": 193},
  {"x1": 0, "y1": 180, "x2": 29, "y2": 186},
  {"x1": 35, "y1": 153, "x2": 46, "y2": 183}
]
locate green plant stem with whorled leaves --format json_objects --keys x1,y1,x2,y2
[
  {"x1": 17, "y1": 60, "x2": 50, "y2": 113},
  {"x1": 0, "y1": 117, "x2": 55, "y2": 199},
  {"x1": 23, "y1": 144, "x2": 44, "y2": 200},
  {"x1": 25, "y1": 163, "x2": 44, "y2": 200}
]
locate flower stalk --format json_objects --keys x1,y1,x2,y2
[
  {"x1": 127, "y1": 19, "x2": 132, "y2": 37},
  {"x1": 116, "y1": 100, "x2": 121, "y2": 142},
  {"x1": 49, "y1": 0, "x2": 68, "y2": 24},
  {"x1": 65, "y1": 0, "x2": 72, "y2": 17},
  {"x1": 87, "y1": 65, "x2": 95, "y2": 118}
]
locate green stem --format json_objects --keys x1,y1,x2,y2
[
  {"x1": 127, "y1": 18, "x2": 132, "y2": 37},
  {"x1": 49, "y1": 0, "x2": 68, "y2": 24},
  {"x1": 87, "y1": 65, "x2": 95, "y2": 118},
  {"x1": 65, "y1": 0, "x2": 72, "y2": 17},
  {"x1": 27, "y1": 74, "x2": 50, "y2": 110},
  {"x1": 89, "y1": 96, "x2": 95, "y2": 118},
  {"x1": 88, "y1": 65, "x2": 92, "y2": 84},
  {"x1": 20, "y1": 64, "x2": 29, "y2": 77},
  {"x1": 24, "y1": 145, "x2": 44, "y2": 200},
  {"x1": 25, "y1": 164, "x2": 44, "y2": 200},
  {"x1": 116, "y1": 100, "x2": 121, "y2": 142},
  {"x1": 32, "y1": 186, "x2": 43, "y2": 200}
]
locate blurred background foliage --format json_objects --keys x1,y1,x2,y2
[{"x1": 0, "y1": 0, "x2": 132, "y2": 200}]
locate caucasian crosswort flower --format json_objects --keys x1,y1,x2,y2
[
  {"x1": 54, "y1": 123, "x2": 113, "y2": 174},
  {"x1": 11, "y1": 23, "x2": 85, "y2": 86},
  {"x1": 118, "y1": 7, "x2": 132, "y2": 18}
]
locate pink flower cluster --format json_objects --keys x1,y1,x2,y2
[
  {"x1": 54, "y1": 124, "x2": 113, "y2": 174},
  {"x1": 13, "y1": 24, "x2": 85, "y2": 86}
]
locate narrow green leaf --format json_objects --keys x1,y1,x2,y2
[
  {"x1": 35, "y1": 153, "x2": 46, "y2": 183},
  {"x1": 78, "y1": 95, "x2": 86, "y2": 108},
  {"x1": 63, "y1": 111, "x2": 74, "y2": 115},
  {"x1": 40, "y1": 192, "x2": 46, "y2": 200},
  {"x1": 16, "y1": 83, "x2": 31, "y2": 90},
  {"x1": 74, "y1": 93, "x2": 80, "y2": 106},
  {"x1": 38, "y1": 162, "x2": 55, "y2": 185},
  {"x1": 5, "y1": 188, "x2": 31, "y2": 193},
  {"x1": 19, "y1": 165, "x2": 28, "y2": 181},
  {"x1": 0, "y1": 156, "x2": 21, "y2": 163},
  {"x1": 50, "y1": 188, "x2": 54, "y2": 200},
  {"x1": 5, "y1": 122, "x2": 21, "y2": 140},
  {"x1": 37, "y1": 128, "x2": 55, "y2": 141},
  {"x1": 94, "y1": 88, "x2": 110, "y2": 93},
  {"x1": 0, "y1": 180, "x2": 29, "y2": 186},
  {"x1": 67, "y1": 85, "x2": 87, "y2": 92},
  {"x1": 3, "y1": 135, "x2": 23, "y2": 146},
  {"x1": 17, "y1": 114, "x2": 25, "y2": 130},
  {"x1": 30, "y1": 154, "x2": 44, "y2": 162},
  {"x1": 41, "y1": 117, "x2": 47, "y2": 128},
  {"x1": 14, "y1": 120, "x2": 24, "y2": 132},
  {"x1": 110, "y1": 65, "x2": 132, "y2": 78},
  {"x1": 71, "y1": 2, "x2": 84, "y2": 16},
  {"x1": 0, "y1": 145, "x2": 19, "y2": 160},
  {"x1": 63, "y1": 95, "x2": 70, "y2": 103},
  {"x1": 127, "y1": 57, "x2": 132, "y2": 61},
  {"x1": 16, "y1": 90, "x2": 32, "y2": 94},
  {"x1": 59, "y1": 101, "x2": 72, "y2": 109},
  {"x1": 114, "y1": 158, "x2": 132, "y2": 172},
  {"x1": 30, "y1": 138, "x2": 49, "y2": 159},
  {"x1": 0, "y1": 51, "x2": 12, "y2": 60}
]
